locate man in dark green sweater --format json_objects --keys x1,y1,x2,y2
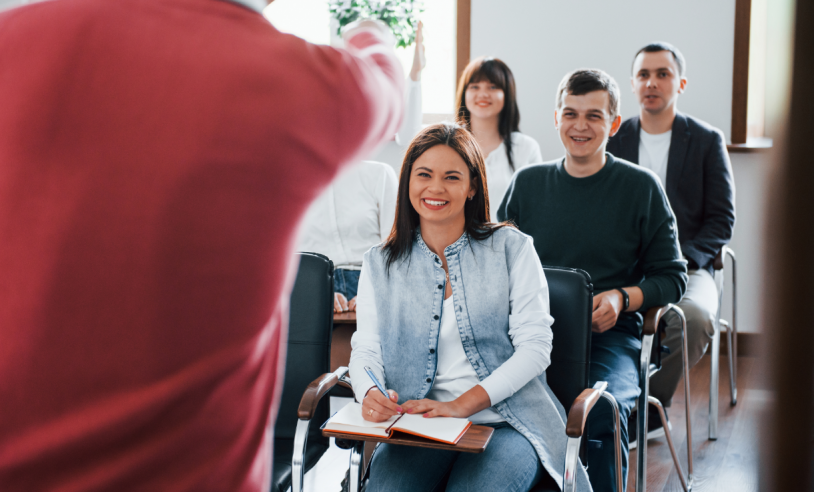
[{"x1": 498, "y1": 69, "x2": 687, "y2": 492}]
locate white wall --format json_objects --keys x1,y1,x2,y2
[
  {"x1": 471, "y1": 0, "x2": 736, "y2": 161},
  {"x1": 471, "y1": 0, "x2": 771, "y2": 334}
]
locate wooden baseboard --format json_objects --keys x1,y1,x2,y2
[{"x1": 719, "y1": 331, "x2": 762, "y2": 357}]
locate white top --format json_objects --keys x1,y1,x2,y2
[
  {"x1": 297, "y1": 161, "x2": 397, "y2": 269},
  {"x1": 349, "y1": 236, "x2": 554, "y2": 421},
  {"x1": 485, "y1": 132, "x2": 543, "y2": 223},
  {"x1": 639, "y1": 129, "x2": 672, "y2": 187},
  {"x1": 429, "y1": 297, "x2": 504, "y2": 423}
]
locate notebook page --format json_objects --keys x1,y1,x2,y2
[
  {"x1": 391, "y1": 413, "x2": 471, "y2": 444},
  {"x1": 323, "y1": 402, "x2": 399, "y2": 437}
]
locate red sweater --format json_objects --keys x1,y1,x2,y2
[{"x1": 0, "y1": 0, "x2": 403, "y2": 490}]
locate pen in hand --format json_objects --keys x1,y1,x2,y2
[{"x1": 364, "y1": 366, "x2": 401, "y2": 413}]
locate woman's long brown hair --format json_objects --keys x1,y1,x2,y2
[
  {"x1": 455, "y1": 57, "x2": 521, "y2": 171},
  {"x1": 382, "y1": 122, "x2": 511, "y2": 272}
]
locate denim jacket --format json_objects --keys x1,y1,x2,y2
[{"x1": 351, "y1": 227, "x2": 592, "y2": 491}]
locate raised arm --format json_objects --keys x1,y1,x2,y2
[
  {"x1": 394, "y1": 22, "x2": 424, "y2": 146},
  {"x1": 330, "y1": 21, "x2": 405, "y2": 166}
]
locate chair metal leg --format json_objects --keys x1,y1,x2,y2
[
  {"x1": 725, "y1": 247, "x2": 738, "y2": 406},
  {"x1": 636, "y1": 333, "x2": 654, "y2": 492},
  {"x1": 562, "y1": 436, "x2": 583, "y2": 492},
  {"x1": 721, "y1": 320, "x2": 738, "y2": 406},
  {"x1": 563, "y1": 382, "x2": 622, "y2": 492},
  {"x1": 601, "y1": 391, "x2": 623, "y2": 492},
  {"x1": 709, "y1": 312, "x2": 721, "y2": 440},
  {"x1": 348, "y1": 440, "x2": 364, "y2": 492},
  {"x1": 292, "y1": 419, "x2": 310, "y2": 492},
  {"x1": 645, "y1": 303, "x2": 693, "y2": 491},
  {"x1": 648, "y1": 397, "x2": 692, "y2": 491},
  {"x1": 678, "y1": 305, "x2": 694, "y2": 488}
]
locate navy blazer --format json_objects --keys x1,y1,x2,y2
[{"x1": 606, "y1": 112, "x2": 735, "y2": 272}]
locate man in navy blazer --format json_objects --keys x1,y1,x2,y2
[{"x1": 606, "y1": 42, "x2": 735, "y2": 446}]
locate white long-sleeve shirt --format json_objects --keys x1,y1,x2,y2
[
  {"x1": 486, "y1": 132, "x2": 543, "y2": 222},
  {"x1": 297, "y1": 161, "x2": 397, "y2": 268},
  {"x1": 349, "y1": 236, "x2": 554, "y2": 422}
]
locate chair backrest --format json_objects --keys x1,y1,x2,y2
[
  {"x1": 543, "y1": 266, "x2": 594, "y2": 414},
  {"x1": 274, "y1": 252, "x2": 334, "y2": 447}
]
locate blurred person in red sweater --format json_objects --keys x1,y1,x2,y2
[{"x1": 0, "y1": 0, "x2": 403, "y2": 490}]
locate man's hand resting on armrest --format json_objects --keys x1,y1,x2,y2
[{"x1": 592, "y1": 287, "x2": 644, "y2": 333}]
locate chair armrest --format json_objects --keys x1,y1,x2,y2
[
  {"x1": 565, "y1": 381, "x2": 609, "y2": 438},
  {"x1": 298, "y1": 367, "x2": 349, "y2": 420},
  {"x1": 643, "y1": 306, "x2": 668, "y2": 336},
  {"x1": 714, "y1": 247, "x2": 725, "y2": 271}
]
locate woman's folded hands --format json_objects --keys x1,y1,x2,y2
[{"x1": 401, "y1": 384, "x2": 492, "y2": 419}]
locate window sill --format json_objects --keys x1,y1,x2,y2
[{"x1": 727, "y1": 137, "x2": 773, "y2": 153}]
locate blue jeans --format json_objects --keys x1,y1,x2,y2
[
  {"x1": 366, "y1": 422, "x2": 544, "y2": 492},
  {"x1": 334, "y1": 268, "x2": 360, "y2": 300},
  {"x1": 586, "y1": 316, "x2": 642, "y2": 492}
]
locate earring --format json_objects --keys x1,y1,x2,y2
[{"x1": 467, "y1": 195, "x2": 474, "y2": 201}]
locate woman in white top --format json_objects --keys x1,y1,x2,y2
[{"x1": 455, "y1": 57, "x2": 542, "y2": 222}]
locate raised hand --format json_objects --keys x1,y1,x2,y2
[{"x1": 410, "y1": 21, "x2": 425, "y2": 81}]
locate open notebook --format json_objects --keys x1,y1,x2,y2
[{"x1": 323, "y1": 402, "x2": 471, "y2": 445}]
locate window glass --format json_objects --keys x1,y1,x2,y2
[{"x1": 264, "y1": 0, "x2": 455, "y2": 115}]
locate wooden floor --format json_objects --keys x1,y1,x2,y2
[
  {"x1": 294, "y1": 354, "x2": 764, "y2": 492},
  {"x1": 627, "y1": 354, "x2": 764, "y2": 492}
]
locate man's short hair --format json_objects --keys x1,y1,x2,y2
[
  {"x1": 555, "y1": 69, "x2": 621, "y2": 122},
  {"x1": 632, "y1": 42, "x2": 686, "y2": 77}
]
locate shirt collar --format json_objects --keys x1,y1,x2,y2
[
  {"x1": 415, "y1": 230, "x2": 469, "y2": 260},
  {"x1": 224, "y1": 0, "x2": 266, "y2": 14}
]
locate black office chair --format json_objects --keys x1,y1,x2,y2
[
  {"x1": 560, "y1": 277, "x2": 693, "y2": 492},
  {"x1": 541, "y1": 267, "x2": 622, "y2": 492},
  {"x1": 271, "y1": 252, "x2": 335, "y2": 492}
]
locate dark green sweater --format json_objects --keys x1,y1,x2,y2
[{"x1": 498, "y1": 153, "x2": 687, "y2": 312}]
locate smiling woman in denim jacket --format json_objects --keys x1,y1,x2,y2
[{"x1": 348, "y1": 123, "x2": 592, "y2": 492}]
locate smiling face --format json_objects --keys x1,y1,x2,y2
[
  {"x1": 408, "y1": 144, "x2": 476, "y2": 229},
  {"x1": 555, "y1": 90, "x2": 621, "y2": 163},
  {"x1": 632, "y1": 50, "x2": 687, "y2": 115},
  {"x1": 464, "y1": 79, "x2": 505, "y2": 121}
]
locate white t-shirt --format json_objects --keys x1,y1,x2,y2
[
  {"x1": 638, "y1": 129, "x2": 672, "y2": 187},
  {"x1": 428, "y1": 297, "x2": 504, "y2": 423},
  {"x1": 296, "y1": 161, "x2": 397, "y2": 269},
  {"x1": 485, "y1": 132, "x2": 543, "y2": 222}
]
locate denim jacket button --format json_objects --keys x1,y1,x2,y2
[
  {"x1": 437, "y1": 285, "x2": 443, "y2": 289},
  {"x1": 433, "y1": 315, "x2": 439, "y2": 320},
  {"x1": 426, "y1": 378, "x2": 432, "y2": 383},
  {"x1": 429, "y1": 349, "x2": 435, "y2": 354}
]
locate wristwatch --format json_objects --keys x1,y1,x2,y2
[{"x1": 616, "y1": 288, "x2": 629, "y2": 311}]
